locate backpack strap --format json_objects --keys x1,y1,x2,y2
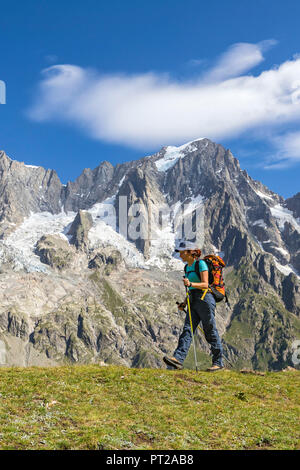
[
  {"x1": 184, "y1": 260, "x2": 201, "y2": 280},
  {"x1": 195, "y1": 260, "x2": 200, "y2": 279}
]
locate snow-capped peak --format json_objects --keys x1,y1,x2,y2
[{"x1": 155, "y1": 138, "x2": 205, "y2": 172}]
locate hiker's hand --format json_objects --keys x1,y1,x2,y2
[
  {"x1": 183, "y1": 277, "x2": 191, "y2": 287},
  {"x1": 177, "y1": 302, "x2": 186, "y2": 311}
]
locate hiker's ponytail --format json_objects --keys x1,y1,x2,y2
[{"x1": 190, "y1": 249, "x2": 202, "y2": 260}]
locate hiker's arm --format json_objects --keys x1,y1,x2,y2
[{"x1": 183, "y1": 270, "x2": 209, "y2": 289}]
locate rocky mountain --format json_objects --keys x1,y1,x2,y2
[{"x1": 0, "y1": 139, "x2": 299, "y2": 371}]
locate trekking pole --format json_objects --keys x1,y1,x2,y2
[{"x1": 184, "y1": 283, "x2": 198, "y2": 372}]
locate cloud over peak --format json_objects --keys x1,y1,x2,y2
[{"x1": 28, "y1": 41, "x2": 300, "y2": 166}]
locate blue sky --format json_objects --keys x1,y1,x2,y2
[{"x1": 1, "y1": 0, "x2": 300, "y2": 198}]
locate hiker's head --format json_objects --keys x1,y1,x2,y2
[
  {"x1": 179, "y1": 249, "x2": 201, "y2": 262},
  {"x1": 175, "y1": 241, "x2": 202, "y2": 262}
]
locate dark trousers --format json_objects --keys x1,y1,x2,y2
[{"x1": 173, "y1": 290, "x2": 223, "y2": 367}]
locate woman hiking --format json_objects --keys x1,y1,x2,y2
[{"x1": 163, "y1": 241, "x2": 224, "y2": 372}]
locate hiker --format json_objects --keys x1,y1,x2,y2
[{"x1": 163, "y1": 242, "x2": 224, "y2": 372}]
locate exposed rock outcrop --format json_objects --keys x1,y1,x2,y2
[
  {"x1": 35, "y1": 234, "x2": 75, "y2": 270},
  {"x1": 68, "y1": 210, "x2": 93, "y2": 251}
]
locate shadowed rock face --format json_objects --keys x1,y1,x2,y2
[
  {"x1": 0, "y1": 140, "x2": 299, "y2": 370},
  {"x1": 0, "y1": 151, "x2": 63, "y2": 237},
  {"x1": 67, "y1": 210, "x2": 93, "y2": 251},
  {"x1": 62, "y1": 161, "x2": 115, "y2": 212},
  {"x1": 285, "y1": 192, "x2": 300, "y2": 219},
  {"x1": 88, "y1": 248, "x2": 123, "y2": 275},
  {"x1": 35, "y1": 234, "x2": 75, "y2": 270}
]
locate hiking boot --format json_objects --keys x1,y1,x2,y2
[
  {"x1": 163, "y1": 356, "x2": 183, "y2": 370},
  {"x1": 206, "y1": 364, "x2": 224, "y2": 372}
]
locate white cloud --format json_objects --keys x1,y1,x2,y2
[
  {"x1": 202, "y1": 40, "x2": 277, "y2": 82},
  {"x1": 279, "y1": 132, "x2": 300, "y2": 160},
  {"x1": 264, "y1": 131, "x2": 300, "y2": 169},
  {"x1": 28, "y1": 41, "x2": 300, "y2": 160}
]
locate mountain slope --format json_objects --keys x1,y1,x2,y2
[{"x1": 0, "y1": 139, "x2": 299, "y2": 370}]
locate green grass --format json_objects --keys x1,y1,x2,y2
[{"x1": 0, "y1": 365, "x2": 299, "y2": 450}]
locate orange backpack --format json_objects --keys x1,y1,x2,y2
[
  {"x1": 203, "y1": 255, "x2": 228, "y2": 303},
  {"x1": 185, "y1": 254, "x2": 228, "y2": 303}
]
